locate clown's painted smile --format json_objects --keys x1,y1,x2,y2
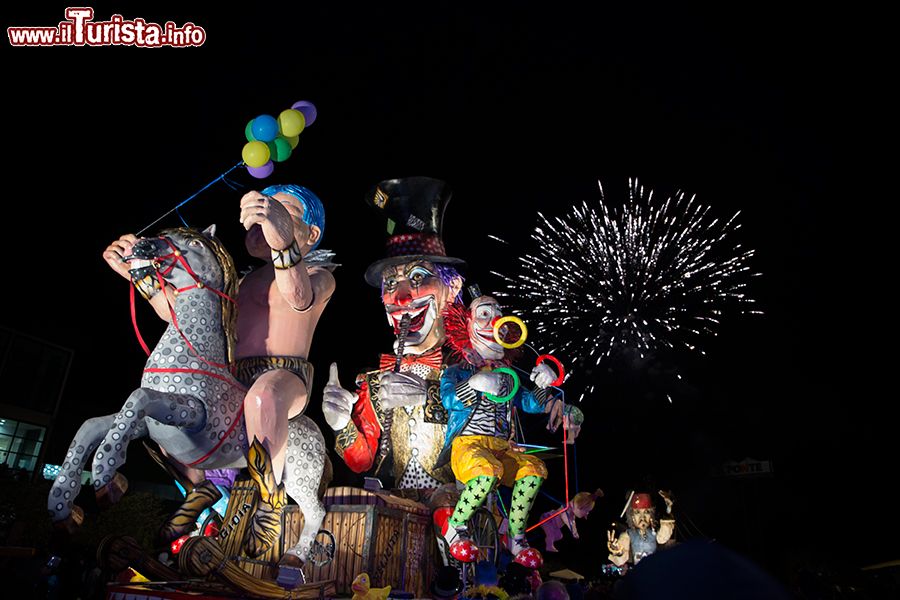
[
  {"x1": 380, "y1": 259, "x2": 463, "y2": 355},
  {"x1": 386, "y1": 294, "x2": 435, "y2": 336},
  {"x1": 475, "y1": 323, "x2": 497, "y2": 344}
]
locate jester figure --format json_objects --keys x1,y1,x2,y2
[
  {"x1": 437, "y1": 294, "x2": 577, "y2": 568},
  {"x1": 322, "y1": 177, "x2": 464, "y2": 491}
]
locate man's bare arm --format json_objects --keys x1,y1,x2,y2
[
  {"x1": 275, "y1": 261, "x2": 334, "y2": 312},
  {"x1": 239, "y1": 190, "x2": 334, "y2": 310}
]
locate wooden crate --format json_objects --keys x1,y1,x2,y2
[{"x1": 305, "y1": 487, "x2": 435, "y2": 597}]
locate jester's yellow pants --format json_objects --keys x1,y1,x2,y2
[{"x1": 450, "y1": 435, "x2": 548, "y2": 486}]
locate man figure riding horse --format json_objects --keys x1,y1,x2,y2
[{"x1": 95, "y1": 184, "x2": 335, "y2": 571}]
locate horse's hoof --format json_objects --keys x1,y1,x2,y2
[
  {"x1": 52, "y1": 505, "x2": 84, "y2": 534},
  {"x1": 276, "y1": 553, "x2": 306, "y2": 589},
  {"x1": 96, "y1": 473, "x2": 129, "y2": 508}
]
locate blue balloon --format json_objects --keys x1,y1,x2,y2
[{"x1": 251, "y1": 115, "x2": 279, "y2": 143}]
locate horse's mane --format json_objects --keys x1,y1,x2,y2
[{"x1": 161, "y1": 227, "x2": 239, "y2": 365}]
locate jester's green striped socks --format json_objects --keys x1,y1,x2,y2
[
  {"x1": 448, "y1": 475, "x2": 497, "y2": 528},
  {"x1": 508, "y1": 475, "x2": 543, "y2": 536}
]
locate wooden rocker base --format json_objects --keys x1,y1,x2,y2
[{"x1": 179, "y1": 536, "x2": 334, "y2": 599}]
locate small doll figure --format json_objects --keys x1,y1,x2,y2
[{"x1": 540, "y1": 488, "x2": 604, "y2": 552}]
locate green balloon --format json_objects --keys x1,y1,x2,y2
[
  {"x1": 268, "y1": 136, "x2": 293, "y2": 163},
  {"x1": 245, "y1": 119, "x2": 257, "y2": 142}
]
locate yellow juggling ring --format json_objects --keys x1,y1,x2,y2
[{"x1": 493, "y1": 316, "x2": 528, "y2": 349}]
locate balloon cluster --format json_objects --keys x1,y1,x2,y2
[{"x1": 241, "y1": 100, "x2": 317, "y2": 179}]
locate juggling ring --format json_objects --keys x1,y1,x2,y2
[
  {"x1": 484, "y1": 367, "x2": 520, "y2": 403},
  {"x1": 493, "y1": 316, "x2": 528, "y2": 349},
  {"x1": 535, "y1": 354, "x2": 566, "y2": 387}
]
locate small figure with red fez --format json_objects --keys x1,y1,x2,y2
[{"x1": 607, "y1": 490, "x2": 675, "y2": 567}]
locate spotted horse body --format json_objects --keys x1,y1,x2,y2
[{"x1": 47, "y1": 226, "x2": 328, "y2": 566}]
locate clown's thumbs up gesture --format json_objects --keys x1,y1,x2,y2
[{"x1": 322, "y1": 363, "x2": 358, "y2": 431}]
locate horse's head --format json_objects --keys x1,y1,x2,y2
[
  {"x1": 127, "y1": 225, "x2": 239, "y2": 363},
  {"x1": 127, "y1": 225, "x2": 228, "y2": 292}
]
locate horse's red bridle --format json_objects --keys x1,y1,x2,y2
[{"x1": 129, "y1": 236, "x2": 237, "y2": 372}]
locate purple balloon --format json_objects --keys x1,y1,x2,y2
[
  {"x1": 247, "y1": 160, "x2": 274, "y2": 179},
  {"x1": 291, "y1": 100, "x2": 317, "y2": 127}
]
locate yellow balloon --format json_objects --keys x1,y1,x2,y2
[
  {"x1": 285, "y1": 134, "x2": 300, "y2": 149},
  {"x1": 242, "y1": 141, "x2": 270, "y2": 168},
  {"x1": 278, "y1": 109, "x2": 306, "y2": 137}
]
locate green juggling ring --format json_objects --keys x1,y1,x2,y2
[{"x1": 484, "y1": 367, "x2": 520, "y2": 403}]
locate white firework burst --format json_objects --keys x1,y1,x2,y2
[{"x1": 491, "y1": 179, "x2": 761, "y2": 399}]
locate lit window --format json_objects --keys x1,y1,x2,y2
[{"x1": 0, "y1": 418, "x2": 46, "y2": 475}]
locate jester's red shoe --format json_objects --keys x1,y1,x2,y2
[
  {"x1": 440, "y1": 520, "x2": 479, "y2": 563},
  {"x1": 510, "y1": 534, "x2": 543, "y2": 569},
  {"x1": 514, "y1": 547, "x2": 544, "y2": 569}
]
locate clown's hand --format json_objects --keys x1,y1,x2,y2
[
  {"x1": 378, "y1": 371, "x2": 426, "y2": 409},
  {"x1": 239, "y1": 191, "x2": 295, "y2": 251},
  {"x1": 322, "y1": 363, "x2": 358, "y2": 431},
  {"x1": 468, "y1": 372, "x2": 511, "y2": 396},
  {"x1": 529, "y1": 362, "x2": 556, "y2": 389}
]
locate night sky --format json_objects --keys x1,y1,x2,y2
[{"x1": 2, "y1": 3, "x2": 881, "y2": 583}]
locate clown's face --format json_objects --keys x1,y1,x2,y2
[
  {"x1": 468, "y1": 296, "x2": 504, "y2": 360},
  {"x1": 630, "y1": 507, "x2": 654, "y2": 533},
  {"x1": 382, "y1": 260, "x2": 461, "y2": 355}
]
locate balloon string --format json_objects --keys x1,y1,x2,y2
[
  {"x1": 221, "y1": 175, "x2": 245, "y2": 191},
  {"x1": 136, "y1": 160, "x2": 245, "y2": 236}
]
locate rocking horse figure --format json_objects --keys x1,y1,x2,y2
[{"x1": 47, "y1": 226, "x2": 329, "y2": 574}]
